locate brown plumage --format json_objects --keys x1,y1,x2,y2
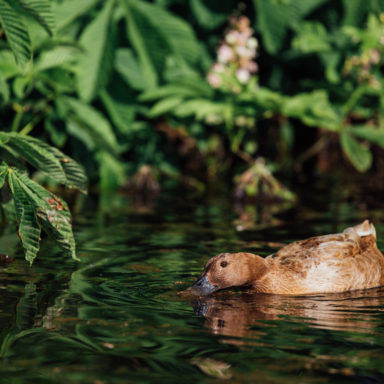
[{"x1": 190, "y1": 220, "x2": 384, "y2": 296}]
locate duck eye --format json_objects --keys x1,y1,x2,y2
[{"x1": 220, "y1": 261, "x2": 228, "y2": 268}]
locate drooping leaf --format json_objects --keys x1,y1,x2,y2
[
  {"x1": 35, "y1": 141, "x2": 88, "y2": 194},
  {"x1": 77, "y1": 0, "x2": 115, "y2": 102},
  {"x1": 0, "y1": 133, "x2": 87, "y2": 193},
  {"x1": 10, "y1": 168, "x2": 77, "y2": 260},
  {"x1": 8, "y1": 168, "x2": 41, "y2": 264},
  {"x1": 340, "y1": 131, "x2": 372, "y2": 172},
  {"x1": 16, "y1": 0, "x2": 54, "y2": 35},
  {"x1": 0, "y1": 132, "x2": 67, "y2": 185},
  {"x1": 0, "y1": 0, "x2": 31, "y2": 68}
]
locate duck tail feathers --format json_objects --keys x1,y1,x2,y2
[{"x1": 351, "y1": 220, "x2": 376, "y2": 239}]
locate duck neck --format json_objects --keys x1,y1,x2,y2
[{"x1": 246, "y1": 254, "x2": 268, "y2": 283}]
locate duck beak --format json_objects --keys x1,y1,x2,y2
[{"x1": 190, "y1": 275, "x2": 217, "y2": 296}]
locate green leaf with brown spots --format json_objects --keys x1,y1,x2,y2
[
  {"x1": 7, "y1": 167, "x2": 77, "y2": 264},
  {"x1": 0, "y1": 132, "x2": 87, "y2": 193},
  {"x1": 7, "y1": 168, "x2": 41, "y2": 264}
]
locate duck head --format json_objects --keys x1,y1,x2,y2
[{"x1": 190, "y1": 252, "x2": 267, "y2": 296}]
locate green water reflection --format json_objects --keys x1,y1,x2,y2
[{"x1": 0, "y1": 189, "x2": 384, "y2": 383}]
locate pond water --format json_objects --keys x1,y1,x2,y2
[{"x1": 1, "y1": 185, "x2": 384, "y2": 383}]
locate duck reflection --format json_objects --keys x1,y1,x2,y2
[{"x1": 192, "y1": 288, "x2": 384, "y2": 343}]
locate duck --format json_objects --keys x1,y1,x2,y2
[{"x1": 190, "y1": 220, "x2": 384, "y2": 296}]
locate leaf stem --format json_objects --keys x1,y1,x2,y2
[
  {"x1": 11, "y1": 107, "x2": 23, "y2": 132},
  {"x1": 342, "y1": 85, "x2": 367, "y2": 116}
]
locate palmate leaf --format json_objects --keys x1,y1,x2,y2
[
  {"x1": 7, "y1": 168, "x2": 77, "y2": 263},
  {"x1": 77, "y1": 0, "x2": 115, "y2": 102},
  {"x1": 42, "y1": 145, "x2": 88, "y2": 194},
  {"x1": 0, "y1": 133, "x2": 87, "y2": 192},
  {"x1": 15, "y1": 0, "x2": 54, "y2": 35},
  {"x1": 1, "y1": 132, "x2": 67, "y2": 184},
  {"x1": 0, "y1": 0, "x2": 31, "y2": 68}
]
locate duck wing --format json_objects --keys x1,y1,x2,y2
[{"x1": 268, "y1": 232, "x2": 361, "y2": 277}]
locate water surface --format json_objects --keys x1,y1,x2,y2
[{"x1": 0, "y1": 189, "x2": 384, "y2": 383}]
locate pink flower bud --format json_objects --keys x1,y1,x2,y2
[
  {"x1": 213, "y1": 63, "x2": 224, "y2": 73},
  {"x1": 236, "y1": 68, "x2": 250, "y2": 83},
  {"x1": 248, "y1": 61, "x2": 258, "y2": 73},
  {"x1": 207, "y1": 72, "x2": 222, "y2": 88},
  {"x1": 218, "y1": 44, "x2": 235, "y2": 63}
]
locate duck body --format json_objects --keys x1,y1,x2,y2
[{"x1": 190, "y1": 220, "x2": 384, "y2": 296}]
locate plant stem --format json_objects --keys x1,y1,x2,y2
[
  {"x1": 11, "y1": 108, "x2": 23, "y2": 132},
  {"x1": 342, "y1": 85, "x2": 367, "y2": 116}
]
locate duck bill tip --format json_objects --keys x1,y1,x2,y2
[{"x1": 190, "y1": 275, "x2": 218, "y2": 296}]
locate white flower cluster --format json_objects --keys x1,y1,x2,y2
[{"x1": 207, "y1": 16, "x2": 259, "y2": 92}]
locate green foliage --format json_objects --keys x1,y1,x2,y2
[
  {"x1": 1, "y1": 0, "x2": 384, "y2": 223},
  {"x1": 0, "y1": 132, "x2": 86, "y2": 264},
  {"x1": 0, "y1": 0, "x2": 53, "y2": 69},
  {"x1": 76, "y1": 0, "x2": 115, "y2": 102},
  {"x1": 254, "y1": 0, "x2": 330, "y2": 53}
]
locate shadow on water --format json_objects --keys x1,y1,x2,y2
[{"x1": 0, "y1": 187, "x2": 384, "y2": 383}]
